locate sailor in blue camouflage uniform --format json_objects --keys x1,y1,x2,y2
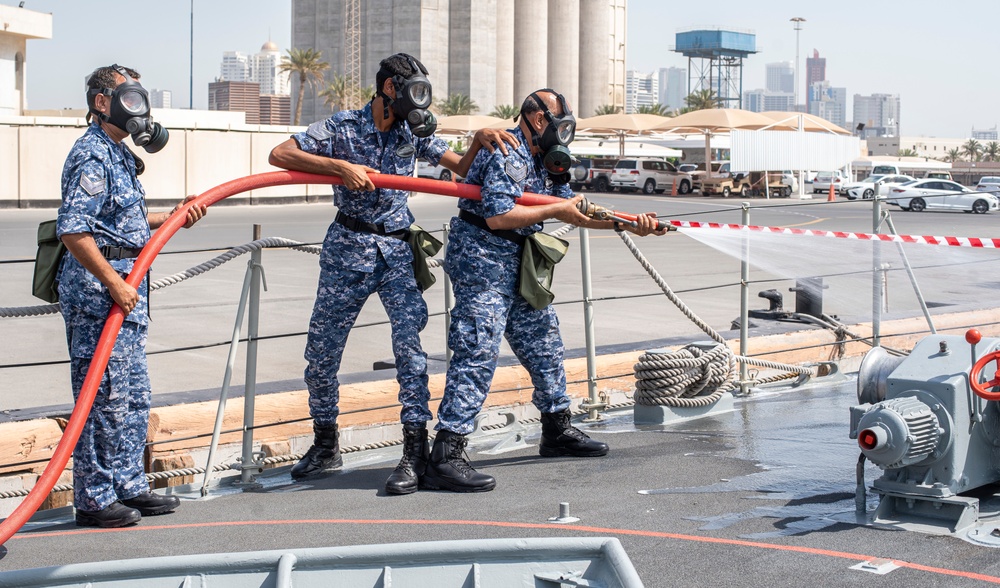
[
  {"x1": 269, "y1": 53, "x2": 517, "y2": 495},
  {"x1": 57, "y1": 64, "x2": 206, "y2": 527},
  {"x1": 422, "y1": 89, "x2": 666, "y2": 493}
]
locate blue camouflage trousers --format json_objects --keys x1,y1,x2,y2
[
  {"x1": 64, "y1": 312, "x2": 151, "y2": 512},
  {"x1": 436, "y1": 287, "x2": 570, "y2": 435},
  {"x1": 304, "y1": 251, "x2": 431, "y2": 427}
]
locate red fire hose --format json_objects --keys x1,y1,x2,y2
[{"x1": 0, "y1": 171, "x2": 666, "y2": 545}]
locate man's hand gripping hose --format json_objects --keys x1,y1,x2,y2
[{"x1": 576, "y1": 196, "x2": 677, "y2": 232}]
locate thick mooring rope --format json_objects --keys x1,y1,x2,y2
[{"x1": 616, "y1": 229, "x2": 811, "y2": 407}]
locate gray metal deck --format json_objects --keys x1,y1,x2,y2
[{"x1": 4, "y1": 378, "x2": 1000, "y2": 586}]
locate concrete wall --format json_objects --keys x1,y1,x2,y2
[
  {"x1": 0, "y1": 117, "x2": 330, "y2": 208},
  {"x1": 547, "y1": 0, "x2": 580, "y2": 112},
  {"x1": 449, "y1": 0, "x2": 497, "y2": 115}
]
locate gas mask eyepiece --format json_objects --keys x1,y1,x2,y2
[{"x1": 519, "y1": 89, "x2": 576, "y2": 178}]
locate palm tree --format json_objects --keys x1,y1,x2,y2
[
  {"x1": 983, "y1": 141, "x2": 1000, "y2": 162},
  {"x1": 897, "y1": 148, "x2": 918, "y2": 157},
  {"x1": 593, "y1": 104, "x2": 621, "y2": 116},
  {"x1": 962, "y1": 138, "x2": 982, "y2": 162},
  {"x1": 435, "y1": 93, "x2": 478, "y2": 116},
  {"x1": 682, "y1": 89, "x2": 722, "y2": 112},
  {"x1": 945, "y1": 148, "x2": 962, "y2": 163},
  {"x1": 280, "y1": 48, "x2": 329, "y2": 125},
  {"x1": 636, "y1": 103, "x2": 672, "y2": 116},
  {"x1": 318, "y1": 73, "x2": 351, "y2": 112},
  {"x1": 489, "y1": 104, "x2": 519, "y2": 119}
]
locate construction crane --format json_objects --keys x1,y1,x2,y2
[{"x1": 344, "y1": 0, "x2": 362, "y2": 108}]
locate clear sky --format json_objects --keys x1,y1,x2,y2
[{"x1": 10, "y1": 0, "x2": 995, "y2": 139}]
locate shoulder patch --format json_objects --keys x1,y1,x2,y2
[
  {"x1": 80, "y1": 174, "x2": 106, "y2": 196},
  {"x1": 505, "y1": 158, "x2": 527, "y2": 183},
  {"x1": 306, "y1": 120, "x2": 335, "y2": 141}
]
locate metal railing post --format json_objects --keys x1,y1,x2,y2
[
  {"x1": 739, "y1": 203, "x2": 750, "y2": 395},
  {"x1": 239, "y1": 224, "x2": 265, "y2": 485},
  {"x1": 442, "y1": 223, "x2": 453, "y2": 365},
  {"x1": 578, "y1": 227, "x2": 603, "y2": 421},
  {"x1": 872, "y1": 196, "x2": 882, "y2": 347}
]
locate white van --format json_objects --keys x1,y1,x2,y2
[{"x1": 871, "y1": 164, "x2": 902, "y2": 175}]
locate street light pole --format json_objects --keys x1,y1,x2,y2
[{"x1": 790, "y1": 17, "x2": 806, "y2": 110}]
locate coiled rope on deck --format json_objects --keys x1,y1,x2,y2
[{"x1": 616, "y1": 229, "x2": 811, "y2": 407}]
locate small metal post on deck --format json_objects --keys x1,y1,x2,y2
[
  {"x1": 871, "y1": 197, "x2": 882, "y2": 347},
  {"x1": 578, "y1": 228, "x2": 603, "y2": 421},
  {"x1": 442, "y1": 223, "x2": 453, "y2": 365},
  {"x1": 739, "y1": 203, "x2": 750, "y2": 395},
  {"x1": 240, "y1": 224, "x2": 264, "y2": 485}
]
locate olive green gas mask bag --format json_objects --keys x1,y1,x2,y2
[
  {"x1": 407, "y1": 224, "x2": 443, "y2": 291},
  {"x1": 519, "y1": 231, "x2": 569, "y2": 310},
  {"x1": 32, "y1": 219, "x2": 66, "y2": 303}
]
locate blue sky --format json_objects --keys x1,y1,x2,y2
[{"x1": 10, "y1": 0, "x2": 994, "y2": 138}]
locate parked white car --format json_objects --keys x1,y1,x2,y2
[
  {"x1": 975, "y1": 176, "x2": 1000, "y2": 194},
  {"x1": 609, "y1": 157, "x2": 692, "y2": 195},
  {"x1": 417, "y1": 159, "x2": 458, "y2": 182},
  {"x1": 844, "y1": 174, "x2": 915, "y2": 200},
  {"x1": 887, "y1": 179, "x2": 999, "y2": 213},
  {"x1": 812, "y1": 170, "x2": 847, "y2": 194}
]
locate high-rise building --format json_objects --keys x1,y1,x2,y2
[
  {"x1": 208, "y1": 81, "x2": 261, "y2": 124},
  {"x1": 221, "y1": 51, "x2": 250, "y2": 82},
  {"x1": 292, "y1": 0, "x2": 627, "y2": 125},
  {"x1": 808, "y1": 81, "x2": 846, "y2": 128},
  {"x1": 657, "y1": 66, "x2": 686, "y2": 111},
  {"x1": 805, "y1": 49, "x2": 825, "y2": 112},
  {"x1": 625, "y1": 70, "x2": 657, "y2": 113},
  {"x1": 149, "y1": 89, "x2": 172, "y2": 109},
  {"x1": 743, "y1": 89, "x2": 795, "y2": 113},
  {"x1": 972, "y1": 126, "x2": 998, "y2": 141},
  {"x1": 219, "y1": 42, "x2": 290, "y2": 96},
  {"x1": 853, "y1": 93, "x2": 900, "y2": 138},
  {"x1": 259, "y1": 94, "x2": 291, "y2": 125},
  {"x1": 765, "y1": 62, "x2": 794, "y2": 94}
]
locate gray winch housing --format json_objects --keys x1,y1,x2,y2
[{"x1": 850, "y1": 335, "x2": 1000, "y2": 533}]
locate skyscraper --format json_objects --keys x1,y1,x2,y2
[
  {"x1": 219, "y1": 42, "x2": 290, "y2": 96},
  {"x1": 853, "y1": 93, "x2": 900, "y2": 138},
  {"x1": 808, "y1": 80, "x2": 846, "y2": 128},
  {"x1": 765, "y1": 62, "x2": 794, "y2": 94},
  {"x1": 625, "y1": 70, "x2": 657, "y2": 113},
  {"x1": 149, "y1": 89, "x2": 172, "y2": 109},
  {"x1": 657, "y1": 66, "x2": 686, "y2": 111},
  {"x1": 805, "y1": 49, "x2": 825, "y2": 112}
]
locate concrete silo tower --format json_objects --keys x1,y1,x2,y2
[
  {"x1": 546, "y1": 0, "x2": 580, "y2": 111},
  {"x1": 513, "y1": 0, "x2": 548, "y2": 104}
]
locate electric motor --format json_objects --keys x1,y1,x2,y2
[{"x1": 856, "y1": 396, "x2": 941, "y2": 469}]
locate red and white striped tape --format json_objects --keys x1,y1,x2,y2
[{"x1": 669, "y1": 220, "x2": 1000, "y2": 249}]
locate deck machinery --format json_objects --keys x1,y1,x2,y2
[{"x1": 851, "y1": 330, "x2": 1000, "y2": 533}]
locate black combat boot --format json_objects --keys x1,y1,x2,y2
[
  {"x1": 539, "y1": 409, "x2": 609, "y2": 457},
  {"x1": 291, "y1": 423, "x2": 342, "y2": 481},
  {"x1": 385, "y1": 423, "x2": 429, "y2": 495},
  {"x1": 420, "y1": 429, "x2": 496, "y2": 493},
  {"x1": 75, "y1": 501, "x2": 141, "y2": 528},
  {"x1": 122, "y1": 491, "x2": 180, "y2": 516}
]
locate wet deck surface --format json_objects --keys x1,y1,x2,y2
[{"x1": 4, "y1": 377, "x2": 1000, "y2": 586}]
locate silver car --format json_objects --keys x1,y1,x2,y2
[
  {"x1": 887, "y1": 179, "x2": 999, "y2": 213},
  {"x1": 975, "y1": 176, "x2": 1000, "y2": 195}
]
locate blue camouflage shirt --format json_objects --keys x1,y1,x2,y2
[
  {"x1": 292, "y1": 103, "x2": 448, "y2": 272},
  {"x1": 56, "y1": 123, "x2": 150, "y2": 325},
  {"x1": 448, "y1": 125, "x2": 573, "y2": 292}
]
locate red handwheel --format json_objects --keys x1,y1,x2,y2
[{"x1": 970, "y1": 351, "x2": 1000, "y2": 401}]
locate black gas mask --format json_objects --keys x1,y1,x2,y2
[
  {"x1": 88, "y1": 64, "x2": 169, "y2": 154},
  {"x1": 518, "y1": 89, "x2": 576, "y2": 184},
  {"x1": 377, "y1": 54, "x2": 437, "y2": 138}
]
